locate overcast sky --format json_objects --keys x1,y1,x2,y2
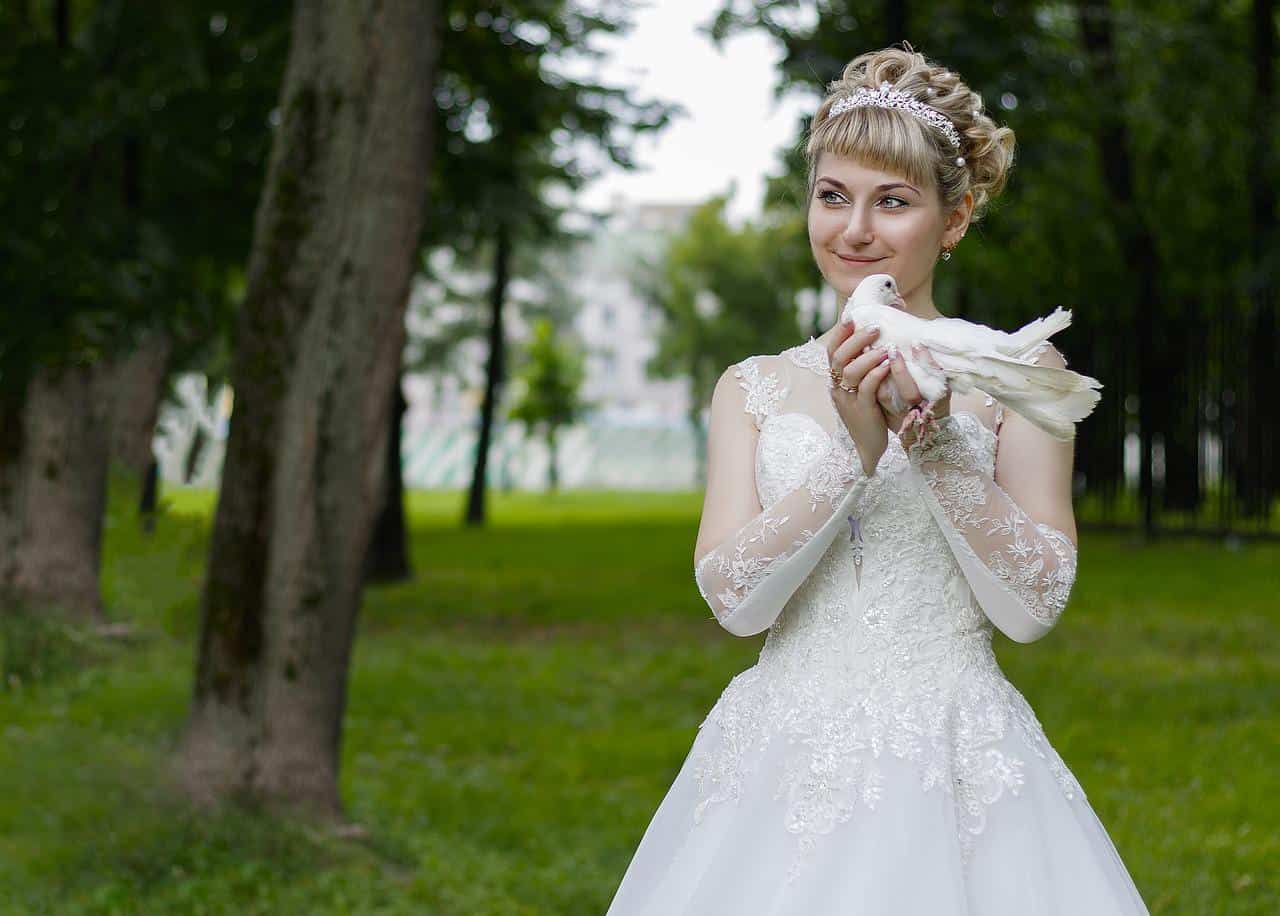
[{"x1": 569, "y1": 0, "x2": 817, "y2": 226}]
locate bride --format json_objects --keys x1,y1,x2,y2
[{"x1": 604, "y1": 46, "x2": 1151, "y2": 914}]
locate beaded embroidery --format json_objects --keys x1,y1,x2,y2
[{"x1": 689, "y1": 341, "x2": 1086, "y2": 884}]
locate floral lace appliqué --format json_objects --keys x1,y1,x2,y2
[
  {"x1": 734, "y1": 356, "x2": 787, "y2": 429},
  {"x1": 690, "y1": 390, "x2": 1086, "y2": 884},
  {"x1": 695, "y1": 431, "x2": 861, "y2": 621},
  {"x1": 910, "y1": 413, "x2": 1076, "y2": 625}
]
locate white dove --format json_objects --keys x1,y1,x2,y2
[{"x1": 841, "y1": 273, "x2": 1102, "y2": 442}]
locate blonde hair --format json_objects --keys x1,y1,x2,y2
[{"x1": 804, "y1": 43, "x2": 1016, "y2": 223}]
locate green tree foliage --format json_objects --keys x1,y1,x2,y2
[
  {"x1": 631, "y1": 192, "x2": 808, "y2": 483},
  {"x1": 0, "y1": 1, "x2": 287, "y2": 396},
  {"x1": 507, "y1": 317, "x2": 588, "y2": 491},
  {"x1": 416, "y1": 2, "x2": 680, "y2": 525}
]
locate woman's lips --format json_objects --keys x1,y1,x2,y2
[{"x1": 836, "y1": 254, "x2": 884, "y2": 264}]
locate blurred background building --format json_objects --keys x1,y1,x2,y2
[{"x1": 156, "y1": 194, "x2": 705, "y2": 491}]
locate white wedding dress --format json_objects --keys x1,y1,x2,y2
[{"x1": 605, "y1": 336, "x2": 1150, "y2": 915}]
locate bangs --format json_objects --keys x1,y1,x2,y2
[{"x1": 806, "y1": 106, "x2": 937, "y2": 194}]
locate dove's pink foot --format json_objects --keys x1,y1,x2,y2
[{"x1": 899, "y1": 399, "x2": 940, "y2": 439}]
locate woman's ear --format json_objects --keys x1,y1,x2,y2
[{"x1": 944, "y1": 190, "x2": 974, "y2": 235}]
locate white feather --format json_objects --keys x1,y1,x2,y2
[{"x1": 839, "y1": 273, "x2": 1102, "y2": 441}]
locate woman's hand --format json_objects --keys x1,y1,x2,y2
[
  {"x1": 826, "y1": 319, "x2": 895, "y2": 474},
  {"x1": 878, "y1": 342, "x2": 952, "y2": 449}
]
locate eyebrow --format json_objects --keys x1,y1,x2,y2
[{"x1": 817, "y1": 176, "x2": 920, "y2": 194}]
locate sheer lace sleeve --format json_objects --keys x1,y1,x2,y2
[
  {"x1": 693, "y1": 366, "x2": 891, "y2": 638},
  {"x1": 905, "y1": 413, "x2": 1077, "y2": 644}
]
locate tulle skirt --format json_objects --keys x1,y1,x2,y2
[{"x1": 605, "y1": 713, "x2": 1151, "y2": 915}]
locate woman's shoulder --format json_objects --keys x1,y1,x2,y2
[
  {"x1": 1029, "y1": 341, "x2": 1069, "y2": 368},
  {"x1": 712, "y1": 345, "x2": 806, "y2": 430},
  {"x1": 719, "y1": 343, "x2": 799, "y2": 386}
]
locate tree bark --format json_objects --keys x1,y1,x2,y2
[
  {"x1": 364, "y1": 373, "x2": 410, "y2": 583},
  {"x1": 1237, "y1": 0, "x2": 1277, "y2": 519},
  {"x1": 0, "y1": 363, "x2": 111, "y2": 620},
  {"x1": 464, "y1": 220, "x2": 512, "y2": 526},
  {"x1": 177, "y1": 0, "x2": 440, "y2": 819},
  {"x1": 108, "y1": 328, "x2": 172, "y2": 478}
]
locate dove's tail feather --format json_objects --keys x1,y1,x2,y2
[
  {"x1": 994, "y1": 386, "x2": 1102, "y2": 441},
  {"x1": 1000, "y1": 306, "x2": 1073, "y2": 358},
  {"x1": 930, "y1": 349, "x2": 1102, "y2": 441}
]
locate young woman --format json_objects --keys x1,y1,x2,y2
[{"x1": 605, "y1": 45, "x2": 1151, "y2": 914}]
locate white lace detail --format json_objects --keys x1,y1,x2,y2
[
  {"x1": 690, "y1": 359, "x2": 1086, "y2": 883},
  {"x1": 734, "y1": 356, "x2": 787, "y2": 429},
  {"x1": 908, "y1": 414, "x2": 1077, "y2": 626},
  {"x1": 755, "y1": 414, "x2": 830, "y2": 508},
  {"x1": 780, "y1": 336, "x2": 829, "y2": 377},
  {"x1": 693, "y1": 418, "x2": 876, "y2": 626}
]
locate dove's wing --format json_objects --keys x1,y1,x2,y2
[
  {"x1": 923, "y1": 340, "x2": 1101, "y2": 441},
  {"x1": 917, "y1": 307, "x2": 1074, "y2": 358},
  {"x1": 1000, "y1": 306, "x2": 1073, "y2": 358}
]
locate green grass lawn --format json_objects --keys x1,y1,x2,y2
[{"x1": 1, "y1": 484, "x2": 1276, "y2": 914}]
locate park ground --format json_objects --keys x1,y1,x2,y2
[{"x1": 1, "y1": 483, "x2": 1276, "y2": 914}]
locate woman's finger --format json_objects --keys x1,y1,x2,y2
[
  {"x1": 911, "y1": 342, "x2": 937, "y2": 367},
  {"x1": 888, "y1": 348, "x2": 921, "y2": 402},
  {"x1": 858, "y1": 358, "x2": 893, "y2": 407},
  {"x1": 842, "y1": 343, "x2": 890, "y2": 388},
  {"x1": 832, "y1": 325, "x2": 880, "y2": 373},
  {"x1": 824, "y1": 322, "x2": 858, "y2": 373}
]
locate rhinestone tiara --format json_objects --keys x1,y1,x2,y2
[{"x1": 827, "y1": 80, "x2": 963, "y2": 152}]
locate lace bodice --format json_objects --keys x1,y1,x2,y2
[{"x1": 689, "y1": 337, "x2": 1085, "y2": 884}]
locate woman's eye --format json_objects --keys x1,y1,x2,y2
[{"x1": 817, "y1": 191, "x2": 908, "y2": 208}]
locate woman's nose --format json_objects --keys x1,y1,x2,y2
[{"x1": 840, "y1": 204, "x2": 874, "y2": 244}]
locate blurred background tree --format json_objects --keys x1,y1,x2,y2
[
  {"x1": 0, "y1": 0, "x2": 287, "y2": 620},
  {"x1": 507, "y1": 317, "x2": 590, "y2": 492},
  {"x1": 632, "y1": 191, "x2": 810, "y2": 487}
]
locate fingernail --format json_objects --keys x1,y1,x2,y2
[{"x1": 867, "y1": 323, "x2": 880, "y2": 333}]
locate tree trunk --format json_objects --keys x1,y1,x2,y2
[
  {"x1": 183, "y1": 424, "x2": 207, "y2": 484},
  {"x1": 364, "y1": 373, "x2": 411, "y2": 583},
  {"x1": 1076, "y1": 0, "x2": 1163, "y2": 538},
  {"x1": 464, "y1": 220, "x2": 512, "y2": 526},
  {"x1": 108, "y1": 327, "x2": 172, "y2": 530},
  {"x1": 885, "y1": 0, "x2": 909, "y2": 46},
  {"x1": 0, "y1": 363, "x2": 111, "y2": 620},
  {"x1": 108, "y1": 328, "x2": 172, "y2": 478},
  {"x1": 1239, "y1": 0, "x2": 1277, "y2": 519},
  {"x1": 546, "y1": 425, "x2": 558, "y2": 492},
  {"x1": 177, "y1": 0, "x2": 440, "y2": 819},
  {"x1": 1161, "y1": 299, "x2": 1202, "y2": 514}
]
